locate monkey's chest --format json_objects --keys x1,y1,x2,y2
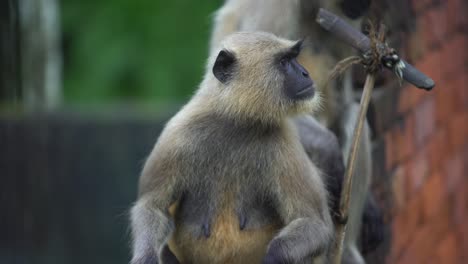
[{"x1": 168, "y1": 190, "x2": 282, "y2": 264}]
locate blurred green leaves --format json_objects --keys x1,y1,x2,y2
[{"x1": 61, "y1": 0, "x2": 220, "y2": 105}]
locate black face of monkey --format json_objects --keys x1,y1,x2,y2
[
  {"x1": 278, "y1": 40, "x2": 314, "y2": 100},
  {"x1": 212, "y1": 39, "x2": 314, "y2": 101}
]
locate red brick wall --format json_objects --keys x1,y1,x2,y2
[{"x1": 368, "y1": 0, "x2": 467, "y2": 263}]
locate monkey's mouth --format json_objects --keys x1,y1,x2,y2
[{"x1": 295, "y1": 84, "x2": 315, "y2": 98}]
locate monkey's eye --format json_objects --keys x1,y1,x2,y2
[{"x1": 280, "y1": 57, "x2": 290, "y2": 68}]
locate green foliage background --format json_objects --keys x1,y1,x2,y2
[{"x1": 61, "y1": 0, "x2": 221, "y2": 106}]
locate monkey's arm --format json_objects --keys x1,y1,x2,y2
[
  {"x1": 263, "y1": 165, "x2": 334, "y2": 264},
  {"x1": 294, "y1": 115, "x2": 344, "y2": 218},
  {"x1": 130, "y1": 150, "x2": 182, "y2": 264},
  {"x1": 130, "y1": 196, "x2": 180, "y2": 264}
]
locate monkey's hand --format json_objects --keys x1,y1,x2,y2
[
  {"x1": 130, "y1": 245, "x2": 179, "y2": 264},
  {"x1": 262, "y1": 239, "x2": 292, "y2": 264},
  {"x1": 262, "y1": 217, "x2": 332, "y2": 264},
  {"x1": 130, "y1": 195, "x2": 181, "y2": 264},
  {"x1": 160, "y1": 245, "x2": 180, "y2": 264}
]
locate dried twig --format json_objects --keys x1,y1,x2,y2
[
  {"x1": 317, "y1": 8, "x2": 435, "y2": 90},
  {"x1": 333, "y1": 74, "x2": 375, "y2": 264}
]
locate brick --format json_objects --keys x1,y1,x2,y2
[
  {"x1": 457, "y1": 211, "x2": 468, "y2": 260},
  {"x1": 421, "y1": 171, "x2": 448, "y2": 220},
  {"x1": 464, "y1": 145, "x2": 468, "y2": 181},
  {"x1": 415, "y1": 51, "x2": 443, "y2": 91},
  {"x1": 391, "y1": 195, "x2": 424, "y2": 259},
  {"x1": 397, "y1": 206, "x2": 452, "y2": 264},
  {"x1": 407, "y1": 150, "x2": 430, "y2": 195},
  {"x1": 447, "y1": 111, "x2": 468, "y2": 152},
  {"x1": 392, "y1": 164, "x2": 408, "y2": 211},
  {"x1": 420, "y1": 7, "x2": 447, "y2": 49},
  {"x1": 451, "y1": 168, "x2": 468, "y2": 226},
  {"x1": 452, "y1": 72, "x2": 468, "y2": 112},
  {"x1": 434, "y1": 77, "x2": 456, "y2": 126},
  {"x1": 451, "y1": 35, "x2": 467, "y2": 77},
  {"x1": 406, "y1": 27, "x2": 426, "y2": 63},
  {"x1": 440, "y1": 35, "x2": 466, "y2": 81},
  {"x1": 447, "y1": 0, "x2": 468, "y2": 32},
  {"x1": 444, "y1": 152, "x2": 465, "y2": 193},
  {"x1": 426, "y1": 127, "x2": 451, "y2": 172},
  {"x1": 413, "y1": 97, "x2": 436, "y2": 148},
  {"x1": 433, "y1": 232, "x2": 461, "y2": 264}
]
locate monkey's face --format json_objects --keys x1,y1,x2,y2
[
  {"x1": 211, "y1": 32, "x2": 319, "y2": 122},
  {"x1": 276, "y1": 40, "x2": 315, "y2": 100}
]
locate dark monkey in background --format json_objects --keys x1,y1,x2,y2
[
  {"x1": 130, "y1": 32, "x2": 336, "y2": 264},
  {"x1": 210, "y1": 1, "x2": 383, "y2": 263}
]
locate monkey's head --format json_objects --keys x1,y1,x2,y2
[{"x1": 203, "y1": 32, "x2": 321, "y2": 124}]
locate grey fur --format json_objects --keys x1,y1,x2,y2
[{"x1": 130, "y1": 32, "x2": 334, "y2": 264}]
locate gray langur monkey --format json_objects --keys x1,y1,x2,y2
[
  {"x1": 130, "y1": 32, "x2": 336, "y2": 264},
  {"x1": 210, "y1": 1, "x2": 382, "y2": 264}
]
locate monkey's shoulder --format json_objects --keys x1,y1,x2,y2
[
  {"x1": 151, "y1": 112, "x2": 313, "y2": 182},
  {"x1": 160, "y1": 112, "x2": 294, "y2": 153}
]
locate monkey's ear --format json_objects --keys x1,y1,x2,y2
[
  {"x1": 289, "y1": 39, "x2": 305, "y2": 57},
  {"x1": 213, "y1": 50, "x2": 236, "y2": 84}
]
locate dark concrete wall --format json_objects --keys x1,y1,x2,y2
[{"x1": 0, "y1": 112, "x2": 167, "y2": 264}]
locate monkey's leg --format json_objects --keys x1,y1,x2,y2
[{"x1": 130, "y1": 195, "x2": 180, "y2": 264}]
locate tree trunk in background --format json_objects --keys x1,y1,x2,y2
[
  {"x1": 0, "y1": 0, "x2": 21, "y2": 105},
  {"x1": 19, "y1": 0, "x2": 62, "y2": 110},
  {"x1": 0, "y1": 0, "x2": 62, "y2": 110}
]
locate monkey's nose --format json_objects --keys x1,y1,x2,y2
[{"x1": 302, "y1": 70, "x2": 309, "y2": 77}]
